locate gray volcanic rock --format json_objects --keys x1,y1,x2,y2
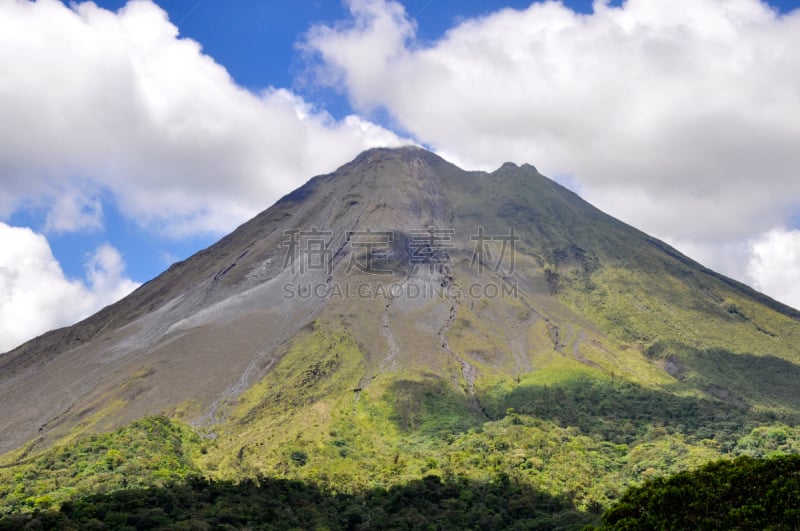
[{"x1": 1, "y1": 146, "x2": 798, "y2": 455}]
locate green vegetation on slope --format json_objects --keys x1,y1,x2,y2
[
  {"x1": 196, "y1": 321, "x2": 369, "y2": 480},
  {"x1": 560, "y1": 260, "x2": 800, "y2": 366},
  {"x1": 202, "y1": 361, "x2": 800, "y2": 512},
  {"x1": 479, "y1": 370, "x2": 797, "y2": 448},
  {"x1": 4, "y1": 148, "x2": 800, "y2": 529},
  {"x1": 2, "y1": 324, "x2": 800, "y2": 527},
  {"x1": 0, "y1": 417, "x2": 199, "y2": 515},
  {"x1": 600, "y1": 454, "x2": 800, "y2": 529},
  {"x1": 3, "y1": 417, "x2": 800, "y2": 530},
  {"x1": 3, "y1": 324, "x2": 800, "y2": 520}
]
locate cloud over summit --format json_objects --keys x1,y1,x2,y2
[
  {"x1": 1, "y1": 0, "x2": 799, "y2": 352},
  {"x1": 304, "y1": 0, "x2": 800, "y2": 307}
]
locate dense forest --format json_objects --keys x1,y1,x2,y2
[
  {"x1": 601, "y1": 454, "x2": 800, "y2": 529},
  {"x1": 2, "y1": 455, "x2": 798, "y2": 530},
  {"x1": 0, "y1": 473, "x2": 595, "y2": 530},
  {"x1": 2, "y1": 417, "x2": 799, "y2": 530}
]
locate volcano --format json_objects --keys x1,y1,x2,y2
[{"x1": 2, "y1": 147, "x2": 799, "y2": 515}]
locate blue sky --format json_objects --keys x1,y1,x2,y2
[
  {"x1": 1, "y1": 0, "x2": 800, "y2": 352},
  {"x1": 10, "y1": 0, "x2": 637, "y2": 286},
  {"x1": 18, "y1": 0, "x2": 597, "y2": 283}
]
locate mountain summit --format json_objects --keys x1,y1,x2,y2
[{"x1": 2, "y1": 147, "x2": 799, "y2": 511}]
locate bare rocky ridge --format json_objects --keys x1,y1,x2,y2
[{"x1": 1, "y1": 145, "x2": 799, "y2": 455}]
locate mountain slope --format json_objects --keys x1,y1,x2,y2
[{"x1": 1, "y1": 146, "x2": 799, "y2": 515}]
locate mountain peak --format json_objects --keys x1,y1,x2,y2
[
  {"x1": 2, "y1": 147, "x2": 799, "y2": 461},
  {"x1": 3, "y1": 148, "x2": 800, "y2": 525},
  {"x1": 347, "y1": 144, "x2": 439, "y2": 167}
]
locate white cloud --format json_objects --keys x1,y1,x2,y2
[
  {"x1": 747, "y1": 228, "x2": 800, "y2": 310},
  {"x1": 43, "y1": 187, "x2": 104, "y2": 233},
  {"x1": 85, "y1": 243, "x2": 141, "y2": 303},
  {"x1": 0, "y1": 223, "x2": 139, "y2": 353},
  {"x1": 304, "y1": 0, "x2": 800, "y2": 307},
  {"x1": 0, "y1": 0, "x2": 410, "y2": 349},
  {"x1": 0, "y1": 0, "x2": 406, "y2": 237},
  {"x1": 2, "y1": 0, "x2": 799, "y2": 326},
  {"x1": 663, "y1": 236, "x2": 753, "y2": 285}
]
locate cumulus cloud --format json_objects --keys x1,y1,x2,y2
[
  {"x1": 0, "y1": 0, "x2": 406, "y2": 237},
  {"x1": 747, "y1": 228, "x2": 800, "y2": 309},
  {"x1": 0, "y1": 0, "x2": 410, "y2": 347},
  {"x1": 0, "y1": 223, "x2": 139, "y2": 353},
  {"x1": 304, "y1": 0, "x2": 800, "y2": 308},
  {"x1": 43, "y1": 188, "x2": 104, "y2": 233},
  {"x1": 2, "y1": 0, "x2": 799, "y2": 320}
]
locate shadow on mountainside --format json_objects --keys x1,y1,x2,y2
[
  {"x1": 0, "y1": 474, "x2": 597, "y2": 530},
  {"x1": 645, "y1": 344, "x2": 800, "y2": 412},
  {"x1": 380, "y1": 347, "x2": 800, "y2": 446},
  {"x1": 386, "y1": 377, "x2": 485, "y2": 435},
  {"x1": 480, "y1": 371, "x2": 797, "y2": 447}
]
